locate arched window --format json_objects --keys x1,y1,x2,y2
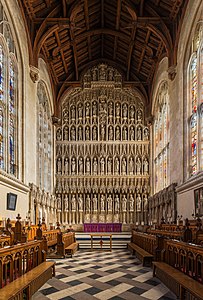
[
  {"x1": 0, "y1": 6, "x2": 18, "y2": 177},
  {"x1": 37, "y1": 81, "x2": 52, "y2": 192},
  {"x1": 154, "y1": 82, "x2": 170, "y2": 193},
  {"x1": 188, "y1": 25, "x2": 203, "y2": 176}
]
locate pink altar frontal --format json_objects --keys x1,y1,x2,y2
[{"x1": 84, "y1": 223, "x2": 122, "y2": 232}]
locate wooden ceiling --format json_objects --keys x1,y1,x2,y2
[{"x1": 18, "y1": 0, "x2": 188, "y2": 106}]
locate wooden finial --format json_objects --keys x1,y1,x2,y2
[{"x1": 16, "y1": 214, "x2": 21, "y2": 222}]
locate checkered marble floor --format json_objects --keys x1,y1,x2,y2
[{"x1": 33, "y1": 250, "x2": 177, "y2": 300}]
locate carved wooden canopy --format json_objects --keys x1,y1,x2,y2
[{"x1": 18, "y1": 0, "x2": 188, "y2": 107}]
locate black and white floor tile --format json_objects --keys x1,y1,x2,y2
[{"x1": 33, "y1": 250, "x2": 176, "y2": 300}]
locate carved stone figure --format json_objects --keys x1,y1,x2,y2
[
  {"x1": 86, "y1": 194, "x2": 91, "y2": 211},
  {"x1": 129, "y1": 194, "x2": 134, "y2": 211},
  {"x1": 63, "y1": 126, "x2": 68, "y2": 140},
  {"x1": 108, "y1": 126, "x2": 113, "y2": 140},
  {"x1": 137, "y1": 126, "x2": 142, "y2": 140},
  {"x1": 70, "y1": 126, "x2": 76, "y2": 141},
  {"x1": 115, "y1": 195, "x2": 120, "y2": 212},
  {"x1": 78, "y1": 194, "x2": 83, "y2": 211},
  {"x1": 136, "y1": 157, "x2": 141, "y2": 175},
  {"x1": 115, "y1": 157, "x2": 120, "y2": 174},
  {"x1": 116, "y1": 103, "x2": 120, "y2": 117},
  {"x1": 86, "y1": 157, "x2": 91, "y2": 174},
  {"x1": 92, "y1": 126, "x2": 97, "y2": 140},
  {"x1": 71, "y1": 157, "x2": 76, "y2": 175},
  {"x1": 143, "y1": 194, "x2": 148, "y2": 211},
  {"x1": 78, "y1": 126, "x2": 83, "y2": 140},
  {"x1": 78, "y1": 157, "x2": 83, "y2": 174},
  {"x1": 56, "y1": 128, "x2": 62, "y2": 141},
  {"x1": 123, "y1": 127, "x2": 128, "y2": 140},
  {"x1": 93, "y1": 157, "x2": 98, "y2": 175},
  {"x1": 143, "y1": 158, "x2": 149, "y2": 174},
  {"x1": 108, "y1": 101, "x2": 113, "y2": 115},
  {"x1": 107, "y1": 194, "x2": 113, "y2": 211},
  {"x1": 136, "y1": 194, "x2": 142, "y2": 212},
  {"x1": 92, "y1": 101, "x2": 97, "y2": 116},
  {"x1": 100, "y1": 157, "x2": 105, "y2": 175},
  {"x1": 71, "y1": 194, "x2": 76, "y2": 211},
  {"x1": 64, "y1": 194, "x2": 69, "y2": 211},
  {"x1": 85, "y1": 126, "x2": 90, "y2": 140},
  {"x1": 108, "y1": 69, "x2": 114, "y2": 81},
  {"x1": 93, "y1": 194, "x2": 97, "y2": 211},
  {"x1": 100, "y1": 124, "x2": 105, "y2": 140},
  {"x1": 100, "y1": 194, "x2": 105, "y2": 211},
  {"x1": 130, "y1": 126, "x2": 134, "y2": 140},
  {"x1": 137, "y1": 109, "x2": 142, "y2": 123},
  {"x1": 92, "y1": 68, "x2": 97, "y2": 81},
  {"x1": 116, "y1": 126, "x2": 120, "y2": 140},
  {"x1": 122, "y1": 157, "x2": 127, "y2": 175},
  {"x1": 129, "y1": 157, "x2": 134, "y2": 175},
  {"x1": 71, "y1": 105, "x2": 76, "y2": 120},
  {"x1": 107, "y1": 157, "x2": 112, "y2": 174},
  {"x1": 57, "y1": 158, "x2": 62, "y2": 174},
  {"x1": 122, "y1": 194, "x2": 127, "y2": 211},
  {"x1": 123, "y1": 103, "x2": 128, "y2": 118},
  {"x1": 85, "y1": 102, "x2": 90, "y2": 118},
  {"x1": 130, "y1": 105, "x2": 134, "y2": 119},
  {"x1": 57, "y1": 194, "x2": 61, "y2": 210},
  {"x1": 64, "y1": 157, "x2": 69, "y2": 174},
  {"x1": 78, "y1": 103, "x2": 83, "y2": 119},
  {"x1": 144, "y1": 127, "x2": 149, "y2": 140}
]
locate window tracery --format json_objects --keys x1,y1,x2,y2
[
  {"x1": 188, "y1": 25, "x2": 203, "y2": 176},
  {"x1": 0, "y1": 5, "x2": 18, "y2": 176},
  {"x1": 154, "y1": 82, "x2": 170, "y2": 193},
  {"x1": 37, "y1": 81, "x2": 52, "y2": 192}
]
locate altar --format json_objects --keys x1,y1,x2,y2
[{"x1": 84, "y1": 223, "x2": 122, "y2": 232}]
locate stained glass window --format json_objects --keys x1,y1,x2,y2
[
  {"x1": 154, "y1": 82, "x2": 169, "y2": 193},
  {"x1": 0, "y1": 44, "x2": 5, "y2": 102},
  {"x1": 0, "y1": 107, "x2": 4, "y2": 168},
  {"x1": 9, "y1": 60, "x2": 16, "y2": 175}
]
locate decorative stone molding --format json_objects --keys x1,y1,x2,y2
[
  {"x1": 29, "y1": 65, "x2": 39, "y2": 83},
  {"x1": 0, "y1": 170, "x2": 29, "y2": 193},
  {"x1": 168, "y1": 65, "x2": 177, "y2": 81}
]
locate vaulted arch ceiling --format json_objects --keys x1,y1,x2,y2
[{"x1": 18, "y1": 0, "x2": 188, "y2": 108}]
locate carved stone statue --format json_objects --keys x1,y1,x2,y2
[
  {"x1": 122, "y1": 194, "x2": 127, "y2": 211},
  {"x1": 116, "y1": 103, "x2": 120, "y2": 117},
  {"x1": 57, "y1": 158, "x2": 62, "y2": 174},
  {"x1": 130, "y1": 126, "x2": 134, "y2": 140},
  {"x1": 56, "y1": 128, "x2": 62, "y2": 141},
  {"x1": 86, "y1": 194, "x2": 91, "y2": 211},
  {"x1": 92, "y1": 126, "x2": 97, "y2": 140},
  {"x1": 129, "y1": 157, "x2": 134, "y2": 175},
  {"x1": 116, "y1": 126, "x2": 120, "y2": 140},
  {"x1": 108, "y1": 126, "x2": 113, "y2": 140},
  {"x1": 108, "y1": 101, "x2": 113, "y2": 115},
  {"x1": 64, "y1": 194, "x2": 69, "y2": 211},
  {"x1": 78, "y1": 103, "x2": 83, "y2": 119},
  {"x1": 71, "y1": 105, "x2": 76, "y2": 120},
  {"x1": 144, "y1": 127, "x2": 149, "y2": 140},
  {"x1": 57, "y1": 194, "x2": 61, "y2": 210},
  {"x1": 137, "y1": 126, "x2": 142, "y2": 140},
  {"x1": 85, "y1": 102, "x2": 90, "y2": 118},
  {"x1": 136, "y1": 194, "x2": 142, "y2": 211},
  {"x1": 107, "y1": 194, "x2": 113, "y2": 211},
  {"x1": 143, "y1": 194, "x2": 148, "y2": 211},
  {"x1": 115, "y1": 157, "x2": 120, "y2": 174},
  {"x1": 122, "y1": 157, "x2": 127, "y2": 175},
  {"x1": 70, "y1": 126, "x2": 76, "y2": 141},
  {"x1": 64, "y1": 157, "x2": 69, "y2": 174},
  {"x1": 78, "y1": 126, "x2": 83, "y2": 140},
  {"x1": 130, "y1": 105, "x2": 134, "y2": 119},
  {"x1": 136, "y1": 157, "x2": 141, "y2": 175},
  {"x1": 143, "y1": 158, "x2": 149, "y2": 175},
  {"x1": 71, "y1": 194, "x2": 76, "y2": 211},
  {"x1": 92, "y1": 194, "x2": 97, "y2": 211},
  {"x1": 108, "y1": 69, "x2": 114, "y2": 81},
  {"x1": 78, "y1": 157, "x2": 83, "y2": 174},
  {"x1": 78, "y1": 194, "x2": 83, "y2": 211},
  {"x1": 92, "y1": 101, "x2": 97, "y2": 116},
  {"x1": 100, "y1": 194, "x2": 105, "y2": 211},
  {"x1": 71, "y1": 157, "x2": 76, "y2": 175},
  {"x1": 123, "y1": 127, "x2": 128, "y2": 140},
  {"x1": 100, "y1": 157, "x2": 105, "y2": 175},
  {"x1": 86, "y1": 157, "x2": 91, "y2": 174},
  {"x1": 63, "y1": 126, "x2": 68, "y2": 140},
  {"x1": 137, "y1": 109, "x2": 142, "y2": 123},
  {"x1": 129, "y1": 194, "x2": 134, "y2": 211},
  {"x1": 107, "y1": 157, "x2": 112, "y2": 174},
  {"x1": 85, "y1": 126, "x2": 90, "y2": 140},
  {"x1": 123, "y1": 103, "x2": 128, "y2": 118},
  {"x1": 100, "y1": 124, "x2": 105, "y2": 140},
  {"x1": 115, "y1": 195, "x2": 120, "y2": 212},
  {"x1": 93, "y1": 157, "x2": 98, "y2": 175}
]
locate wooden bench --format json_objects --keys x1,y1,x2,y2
[
  {"x1": 65, "y1": 242, "x2": 79, "y2": 258},
  {"x1": 0, "y1": 261, "x2": 55, "y2": 300},
  {"x1": 128, "y1": 242, "x2": 153, "y2": 267},
  {"x1": 153, "y1": 262, "x2": 203, "y2": 300},
  {"x1": 57, "y1": 232, "x2": 79, "y2": 258}
]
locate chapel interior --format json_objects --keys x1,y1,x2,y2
[{"x1": 0, "y1": 0, "x2": 203, "y2": 299}]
